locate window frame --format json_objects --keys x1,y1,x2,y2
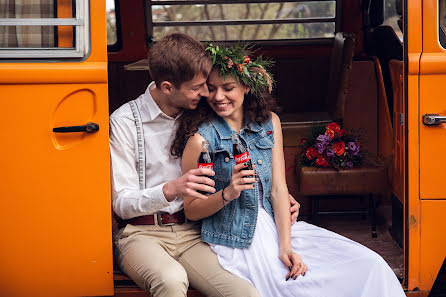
[
  {"x1": 145, "y1": 0, "x2": 343, "y2": 45},
  {"x1": 0, "y1": 0, "x2": 90, "y2": 59}
]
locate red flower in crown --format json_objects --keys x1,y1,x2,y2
[
  {"x1": 237, "y1": 63, "x2": 244, "y2": 72},
  {"x1": 244, "y1": 56, "x2": 250, "y2": 64}
]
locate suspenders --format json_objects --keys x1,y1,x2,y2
[{"x1": 129, "y1": 100, "x2": 146, "y2": 190}]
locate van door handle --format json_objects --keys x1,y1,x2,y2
[
  {"x1": 53, "y1": 122, "x2": 99, "y2": 133},
  {"x1": 422, "y1": 114, "x2": 446, "y2": 125}
]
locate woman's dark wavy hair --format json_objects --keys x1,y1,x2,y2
[{"x1": 170, "y1": 77, "x2": 277, "y2": 158}]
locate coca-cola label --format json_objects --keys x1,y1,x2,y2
[
  {"x1": 234, "y1": 152, "x2": 250, "y2": 164},
  {"x1": 198, "y1": 163, "x2": 213, "y2": 169}
]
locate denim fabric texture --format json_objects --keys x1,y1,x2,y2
[{"x1": 197, "y1": 115, "x2": 275, "y2": 248}]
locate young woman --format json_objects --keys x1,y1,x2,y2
[{"x1": 171, "y1": 44, "x2": 405, "y2": 297}]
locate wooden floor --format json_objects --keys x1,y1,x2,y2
[{"x1": 315, "y1": 203, "x2": 404, "y2": 281}]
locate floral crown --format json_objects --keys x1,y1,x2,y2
[{"x1": 205, "y1": 43, "x2": 274, "y2": 98}]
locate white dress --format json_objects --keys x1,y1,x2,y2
[{"x1": 210, "y1": 185, "x2": 406, "y2": 297}]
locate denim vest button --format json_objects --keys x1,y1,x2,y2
[
  {"x1": 266, "y1": 177, "x2": 270, "y2": 183},
  {"x1": 249, "y1": 145, "x2": 254, "y2": 150},
  {"x1": 224, "y1": 157, "x2": 230, "y2": 162},
  {"x1": 257, "y1": 159, "x2": 262, "y2": 165}
]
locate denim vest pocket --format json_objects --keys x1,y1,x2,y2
[{"x1": 213, "y1": 146, "x2": 233, "y2": 184}]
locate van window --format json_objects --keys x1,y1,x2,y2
[
  {"x1": 146, "y1": 0, "x2": 339, "y2": 42},
  {"x1": 0, "y1": 0, "x2": 90, "y2": 59},
  {"x1": 107, "y1": 0, "x2": 117, "y2": 46},
  {"x1": 440, "y1": 0, "x2": 446, "y2": 48}
]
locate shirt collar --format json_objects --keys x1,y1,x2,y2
[{"x1": 141, "y1": 82, "x2": 183, "y2": 121}]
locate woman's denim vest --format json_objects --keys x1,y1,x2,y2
[{"x1": 197, "y1": 115, "x2": 275, "y2": 248}]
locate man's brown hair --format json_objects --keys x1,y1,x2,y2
[{"x1": 148, "y1": 33, "x2": 212, "y2": 88}]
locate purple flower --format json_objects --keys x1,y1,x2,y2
[
  {"x1": 316, "y1": 142, "x2": 326, "y2": 154},
  {"x1": 316, "y1": 134, "x2": 330, "y2": 144},
  {"x1": 353, "y1": 148, "x2": 360, "y2": 156},
  {"x1": 347, "y1": 142, "x2": 357, "y2": 151},
  {"x1": 346, "y1": 161, "x2": 354, "y2": 168},
  {"x1": 326, "y1": 148, "x2": 335, "y2": 157}
]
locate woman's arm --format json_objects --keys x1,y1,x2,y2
[
  {"x1": 182, "y1": 133, "x2": 255, "y2": 221},
  {"x1": 270, "y1": 112, "x2": 307, "y2": 279}
]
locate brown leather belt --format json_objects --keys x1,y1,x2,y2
[{"x1": 124, "y1": 210, "x2": 186, "y2": 227}]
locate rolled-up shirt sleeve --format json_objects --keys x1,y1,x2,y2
[{"x1": 109, "y1": 115, "x2": 171, "y2": 220}]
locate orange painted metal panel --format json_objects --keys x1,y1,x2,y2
[
  {"x1": 419, "y1": 200, "x2": 446, "y2": 290},
  {"x1": 57, "y1": 0, "x2": 74, "y2": 48},
  {"x1": 419, "y1": 73, "x2": 446, "y2": 199},
  {"x1": 0, "y1": 1, "x2": 113, "y2": 296},
  {"x1": 0, "y1": 84, "x2": 113, "y2": 297},
  {"x1": 407, "y1": 0, "x2": 423, "y2": 290}
]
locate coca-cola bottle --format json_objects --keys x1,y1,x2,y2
[
  {"x1": 231, "y1": 133, "x2": 253, "y2": 177},
  {"x1": 197, "y1": 141, "x2": 214, "y2": 195}
]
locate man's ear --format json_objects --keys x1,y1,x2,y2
[{"x1": 160, "y1": 81, "x2": 174, "y2": 94}]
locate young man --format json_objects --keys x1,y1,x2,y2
[{"x1": 109, "y1": 33, "x2": 299, "y2": 297}]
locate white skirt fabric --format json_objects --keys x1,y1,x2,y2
[{"x1": 210, "y1": 207, "x2": 406, "y2": 297}]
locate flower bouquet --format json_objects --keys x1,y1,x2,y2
[{"x1": 300, "y1": 122, "x2": 362, "y2": 169}]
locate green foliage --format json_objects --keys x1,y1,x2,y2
[{"x1": 206, "y1": 43, "x2": 275, "y2": 98}]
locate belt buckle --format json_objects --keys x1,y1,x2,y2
[{"x1": 157, "y1": 213, "x2": 174, "y2": 227}]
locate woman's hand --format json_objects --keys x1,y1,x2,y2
[
  {"x1": 279, "y1": 248, "x2": 307, "y2": 280},
  {"x1": 223, "y1": 163, "x2": 256, "y2": 201}
]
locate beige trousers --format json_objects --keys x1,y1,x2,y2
[{"x1": 115, "y1": 222, "x2": 259, "y2": 297}]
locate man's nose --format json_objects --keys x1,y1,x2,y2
[{"x1": 200, "y1": 84, "x2": 209, "y2": 97}]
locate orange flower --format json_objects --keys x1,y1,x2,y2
[
  {"x1": 315, "y1": 156, "x2": 329, "y2": 167},
  {"x1": 227, "y1": 58, "x2": 234, "y2": 68},
  {"x1": 333, "y1": 141, "x2": 345, "y2": 156},
  {"x1": 325, "y1": 129, "x2": 335, "y2": 139},
  {"x1": 244, "y1": 56, "x2": 250, "y2": 64},
  {"x1": 237, "y1": 63, "x2": 244, "y2": 72},
  {"x1": 305, "y1": 147, "x2": 318, "y2": 160},
  {"x1": 326, "y1": 122, "x2": 340, "y2": 132}
]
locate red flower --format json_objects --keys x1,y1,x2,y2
[
  {"x1": 315, "y1": 156, "x2": 329, "y2": 167},
  {"x1": 326, "y1": 122, "x2": 340, "y2": 132},
  {"x1": 244, "y1": 56, "x2": 250, "y2": 64},
  {"x1": 325, "y1": 129, "x2": 335, "y2": 139},
  {"x1": 237, "y1": 63, "x2": 244, "y2": 72},
  {"x1": 333, "y1": 141, "x2": 345, "y2": 156},
  {"x1": 337, "y1": 129, "x2": 346, "y2": 137},
  {"x1": 305, "y1": 147, "x2": 318, "y2": 160}
]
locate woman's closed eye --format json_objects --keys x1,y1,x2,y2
[{"x1": 224, "y1": 87, "x2": 235, "y2": 92}]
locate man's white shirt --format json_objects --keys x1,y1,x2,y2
[{"x1": 109, "y1": 82, "x2": 184, "y2": 219}]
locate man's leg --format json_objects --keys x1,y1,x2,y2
[
  {"x1": 116, "y1": 227, "x2": 189, "y2": 297},
  {"x1": 178, "y1": 241, "x2": 259, "y2": 297}
]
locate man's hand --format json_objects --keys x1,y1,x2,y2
[
  {"x1": 289, "y1": 194, "x2": 300, "y2": 224},
  {"x1": 163, "y1": 168, "x2": 216, "y2": 201}
]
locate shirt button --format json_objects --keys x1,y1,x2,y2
[
  {"x1": 249, "y1": 145, "x2": 254, "y2": 150},
  {"x1": 224, "y1": 157, "x2": 230, "y2": 162},
  {"x1": 257, "y1": 160, "x2": 262, "y2": 165}
]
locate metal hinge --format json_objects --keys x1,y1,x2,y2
[{"x1": 400, "y1": 113, "x2": 404, "y2": 126}]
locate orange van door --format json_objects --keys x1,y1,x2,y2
[
  {"x1": 407, "y1": 0, "x2": 446, "y2": 292},
  {"x1": 0, "y1": 1, "x2": 113, "y2": 296}
]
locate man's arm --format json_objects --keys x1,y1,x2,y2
[
  {"x1": 110, "y1": 115, "x2": 171, "y2": 219},
  {"x1": 110, "y1": 114, "x2": 216, "y2": 220}
]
